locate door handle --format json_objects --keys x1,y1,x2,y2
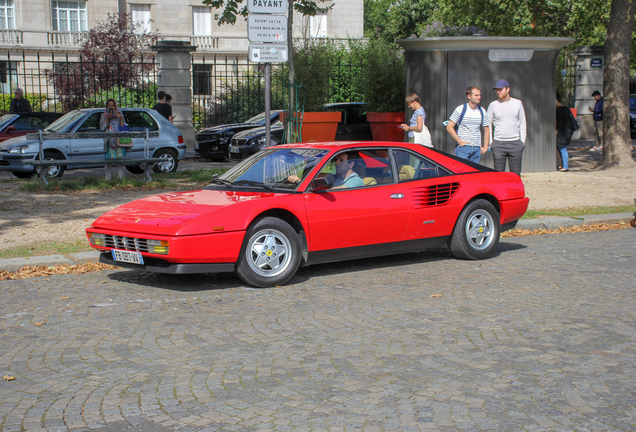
[{"x1": 390, "y1": 193, "x2": 404, "y2": 199}]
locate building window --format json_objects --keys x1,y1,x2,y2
[
  {"x1": 52, "y1": 1, "x2": 87, "y2": 32},
  {"x1": 192, "y1": 6, "x2": 212, "y2": 35},
  {"x1": 0, "y1": 0, "x2": 15, "y2": 30},
  {"x1": 309, "y1": 10, "x2": 327, "y2": 38},
  {"x1": 0, "y1": 60, "x2": 17, "y2": 94},
  {"x1": 131, "y1": 4, "x2": 152, "y2": 33},
  {"x1": 193, "y1": 64, "x2": 212, "y2": 95}
]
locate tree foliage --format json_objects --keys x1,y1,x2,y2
[
  {"x1": 202, "y1": 0, "x2": 329, "y2": 25},
  {"x1": 46, "y1": 13, "x2": 159, "y2": 111},
  {"x1": 364, "y1": 0, "x2": 437, "y2": 42}
]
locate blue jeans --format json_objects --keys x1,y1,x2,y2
[
  {"x1": 455, "y1": 145, "x2": 481, "y2": 163},
  {"x1": 557, "y1": 145, "x2": 569, "y2": 169}
]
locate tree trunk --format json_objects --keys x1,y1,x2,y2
[{"x1": 597, "y1": 0, "x2": 636, "y2": 169}]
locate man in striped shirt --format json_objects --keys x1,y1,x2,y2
[{"x1": 446, "y1": 86, "x2": 490, "y2": 163}]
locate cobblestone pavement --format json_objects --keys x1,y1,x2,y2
[{"x1": 1, "y1": 230, "x2": 635, "y2": 432}]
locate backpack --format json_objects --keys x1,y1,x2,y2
[{"x1": 454, "y1": 103, "x2": 485, "y2": 131}]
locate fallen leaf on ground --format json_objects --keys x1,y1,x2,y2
[
  {"x1": 2, "y1": 375, "x2": 16, "y2": 381},
  {"x1": 431, "y1": 294, "x2": 443, "y2": 298},
  {"x1": 34, "y1": 322, "x2": 46, "y2": 327},
  {"x1": 61, "y1": 296, "x2": 70, "y2": 300}
]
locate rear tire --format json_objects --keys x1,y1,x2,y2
[
  {"x1": 448, "y1": 199, "x2": 500, "y2": 260},
  {"x1": 235, "y1": 217, "x2": 301, "y2": 288},
  {"x1": 152, "y1": 149, "x2": 178, "y2": 173},
  {"x1": 125, "y1": 165, "x2": 144, "y2": 174}
]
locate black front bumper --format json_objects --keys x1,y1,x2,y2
[{"x1": 100, "y1": 253, "x2": 235, "y2": 274}]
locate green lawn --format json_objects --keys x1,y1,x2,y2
[{"x1": 522, "y1": 205, "x2": 634, "y2": 219}]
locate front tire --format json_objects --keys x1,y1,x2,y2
[
  {"x1": 236, "y1": 217, "x2": 301, "y2": 287},
  {"x1": 152, "y1": 149, "x2": 178, "y2": 173},
  {"x1": 39, "y1": 150, "x2": 66, "y2": 178},
  {"x1": 12, "y1": 171, "x2": 35, "y2": 179},
  {"x1": 448, "y1": 199, "x2": 500, "y2": 260}
]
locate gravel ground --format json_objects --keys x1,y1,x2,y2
[{"x1": 1, "y1": 148, "x2": 634, "y2": 252}]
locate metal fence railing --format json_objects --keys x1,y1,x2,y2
[
  {"x1": 191, "y1": 55, "x2": 363, "y2": 130},
  {"x1": 0, "y1": 51, "x2": 157, "y2": 114}
]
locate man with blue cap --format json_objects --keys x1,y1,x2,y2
[{"x1": 486, "y1": 79, "x2": 527, "y2": 175}]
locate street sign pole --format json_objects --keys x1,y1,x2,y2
[
  {"x1": 265, "y1": 63, "x2": 271, "y2": 146},
  {"x1": 247, "y1": 0, "x2": 289, "y2": 147}
]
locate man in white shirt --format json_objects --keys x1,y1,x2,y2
[
  {"x1": 487, "y1": 79, "x2": 527, "y2": 175},
  {"x1": 446, "y1": 86, "x2": 490, "y2": 163}
]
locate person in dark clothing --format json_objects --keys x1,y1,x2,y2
[
  {"x1": 587, "y1": 90, "x2": 603, "y2": 151},
  {"x1": 9, "y1": 88, "x2": 32, "y2": 113},
  {"x1": 152, "y1": 90, "x2": 173, "y2": 123},
  {"x1": 556, "y1": 93, "x2": 575, "y2": 172}
]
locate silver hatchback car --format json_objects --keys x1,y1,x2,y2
[{"x1": 0, "y1": 108, "x2": 186, "y2": 178}]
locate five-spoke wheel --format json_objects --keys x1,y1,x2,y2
[
  {"x1": 448, "y1": 199, "x2": 500, "y2": 260},
  {"x1": 236, "y1": 217, "x2": 301, "y2": 287}
]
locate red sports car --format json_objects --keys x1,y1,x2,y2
[{"x1": 86, "y1": 142, "x2": 529, "y2": 287}]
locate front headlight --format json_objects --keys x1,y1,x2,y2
[
  {"x1": 147, "y1": 239, "x2": 170, "y2": 255},
  {"x1": 87, "y1": 232, "x2": 106, "y2": 246},
  {"x1": 9, "y1": 145, "x2": 30, "y2": 154}
]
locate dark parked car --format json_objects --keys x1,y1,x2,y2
[
  {"x1": 228, "y1": 102, "x2": 373, "y2": 160},
  {"x1": 0, "y1": 112, "x2": 63, "y2": 143},
  {"x1": 195, "y1": 110, "x2": 284, "y2": 160}
]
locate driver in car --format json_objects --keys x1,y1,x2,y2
[{"x1": 288, "y1": 151, "x2": 364, "y2": 189}]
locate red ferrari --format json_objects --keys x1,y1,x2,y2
[{"x1": 87, "y1": 142, "x2": 528, "y2": 287}]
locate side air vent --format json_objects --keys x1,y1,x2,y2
[{"x1": 411, "y1": 183, "x2": 460, "y2": 207}]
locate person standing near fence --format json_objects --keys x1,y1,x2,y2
[
  {"x1": 9, "y1": 88, "x2": 32, "y2": 113},
  {"x1": 587, "y1": 90, "x2": 603, "y2": 151},
  {"x1": 446, "y1": 86, "x2": 490, "y2": 163},
  {"x1": 165, "y1": 93, "x2": 175, "y2": 123},
  {"x1": 487, "y1": 79, "x2": 527, "y2": 175},
  {"x1": 153, "y1": 91, "x2": 173, "y2": 123},
  {"x1": 100, "y1": 99, "x2": 126, "y2": 180}
]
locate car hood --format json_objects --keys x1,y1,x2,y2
[
  {"x1": 233, "y1": 124, "x2": 284, "y2": 139},
  {"x1": 0, "y1": 136, "x2": 31, "y2": 150},
  {"x1": 90, "y1": 189, "x2": 281, "y2": 236}
]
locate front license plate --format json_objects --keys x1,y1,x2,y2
[
  {"x1": 111, "y1": 249, "x2": 144, "y2": 265},
  {"x1": 230, "y1": 147, "x2": 240, "y2": 153}
]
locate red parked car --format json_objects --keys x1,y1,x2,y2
[
  {"x1": 86, "y1": 142, "x2": 529, "y2": 287},
  {"x1": 0, "y1": 112, "x2": 63, "y2": 142}
]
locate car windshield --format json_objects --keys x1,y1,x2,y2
[
  {"x1": 218, "y1": 148, "x2": 329, "y2": 190},
  {"x1": 246, "y1": 112, "x2": 267, "y2": 125},
  {"x1": 44, "y1": 110, "x2": 87, "y2": 133},
  {"x1": 0, "y1": 114, "x2": 18, "y2": 129}
]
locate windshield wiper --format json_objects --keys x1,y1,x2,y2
[
  {"x1": 232, "y1": 180, "x2": 275, "y2": 192},
  {"x1": 210, "y1": 174, "x2": 233, "y2": 190}
]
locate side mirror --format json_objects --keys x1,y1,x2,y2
[
  {"x1": 6, "y1": 126, "x2": 15, "y2": 132},
  {"x1": 309, "y1": 177, "x2": 331, "y2": 192}
]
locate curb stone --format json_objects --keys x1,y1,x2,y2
[
  {"x1": 1, "y1": 214, "x2": 634, "y2": 273},
  {"x1": 1, "y1": 251, "x2": 101, "y2": 273}
]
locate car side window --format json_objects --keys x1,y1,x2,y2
[
  {"x1": 123, "y1": 111, "x2": 159, "y2": 131},
  {"x1": 316, "y1": 149, "x2": 392, "y2": 189},
  {"x1": 352, "y1": 106, "x2": 367, "y2": 124},
  {"x1": 77, "y1": 112, "x2": 102, "y2": 132},
  {"x1": 31, "y1": 116, "x2": 52, "y2": 130},
  {"x1": 12, "y1": 116, "x2": 32, "y2": 131},
  {"x1": 392, "y1": 149, "x2": 451, "y2": 182}
]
